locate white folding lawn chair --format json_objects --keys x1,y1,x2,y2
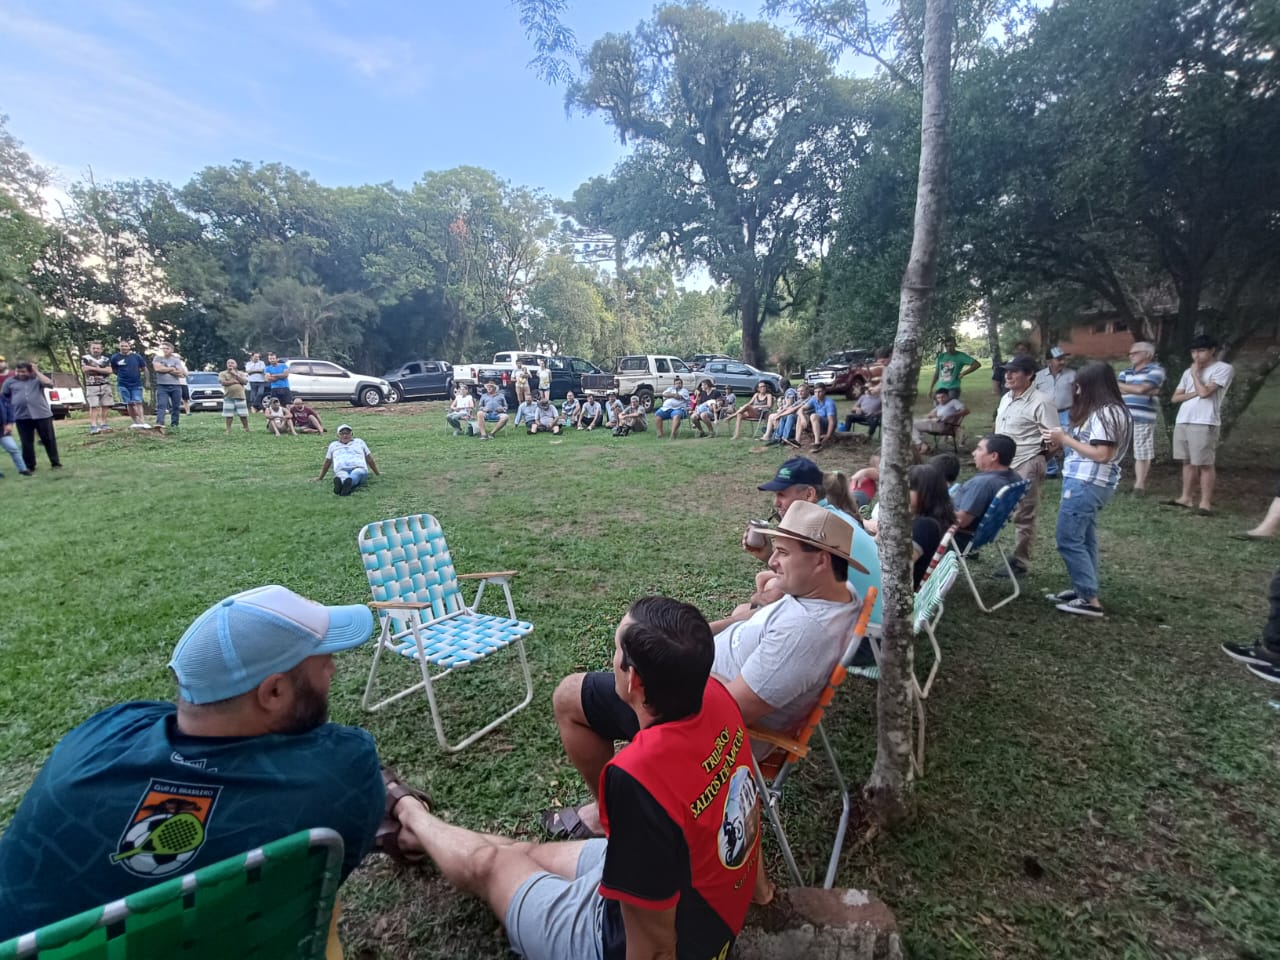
[
  {"x1": 946, "y1": 480, "x2": 1030, "y2": 613},
  {"x1": 359, "y1": 514, "x2": 534, "y2": 753}
]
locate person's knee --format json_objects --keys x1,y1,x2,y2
[{"x1": 553, "y1": 673, "x2": 587, "y2": 727}]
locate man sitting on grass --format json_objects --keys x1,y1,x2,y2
[
  {"x1": 317, "y1": 424, "x2": 381, "y2": 495},
  {"x1": 547, "y1": 501, "x2": 864, "y2": 841},
  {"x1": 0, "y1": 585, "x2": 389, "y2": 943},
  {"x1": 614, "y1": 395, "x2": 646, "y2": 436},
  {"x1": 528, "y1": 399, "x2": 563, "y2": 435},
  {"x1": 289, "y1": 396, "x2": 325, "y2": 434},
  {"x1": 385, "y1": 597, "x2": 761, "y2": 960},
  {"x1": 577, "y1": 394, "x2": 602, "y2": 430}
]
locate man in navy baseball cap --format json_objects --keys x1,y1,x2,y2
[{"x1": 0, "y1": 585, "x2": 395, "y2": 943}]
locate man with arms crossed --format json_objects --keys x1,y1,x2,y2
[
  {"x1": 152, "y1": 341, "x2": 187, "y2": 431},
  {"x1": 550, "y1": 501, "x2": 863, "y2": 840},
  {"x1": 81, "y1": 341, "x2": 115, "y2": 434},
  {"x1": 389, "y1": 596, "x2": 761, "y2": 960},
  {"x1": 245, "y1": 352, "x2": 267, "y2": 411},
  {"x1": 1167, "y1": 334, "x2": 1233, "y2": 515},
  {"x1": 219, "y1": 358, "x2": 251, "y2": 434},
  {"x1": 993, "y1": 355, "x2": 1058, "y2": 578},
  {"x1": 1117, "y1": 341, "x2": 1165, "y2": 495}
]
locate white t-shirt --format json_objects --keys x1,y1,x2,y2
[
  {"x1": 1174, "y1": 361, "x2": 1233, "y2": 426},
  {"x1": 327, "y1": 438, "x2": 370, "y2": 472},
  {"x1": 712, "y1": 587, "x2": 859, "y2": 746},
  {"x1": 450, "y1": 395, "x2": 475, "y2": 414}
]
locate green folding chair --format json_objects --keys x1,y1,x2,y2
[{"x1": 0, "y1": 828, "x2": 343, "y2": 960}]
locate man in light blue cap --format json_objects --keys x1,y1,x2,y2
[{"x1": 0, "y1": 585, "x2": 388, "y2": 942}]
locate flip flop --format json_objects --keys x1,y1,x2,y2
[
  {"x1": 1196, "y1": 508, "x2": 1215, "y2": 517},
  {"x1": 1160, "y1": 499, "x2": 1192, "y2": 509},
  {"x1": 540, "y1": 805, "x2": 604, "y2": 841},
  {"x1": 1230, "y1": 532, "x2": 1272, "y2": 541},
  {"x1": 377, "y1": 765, "x2": 432, "y2": 865}
]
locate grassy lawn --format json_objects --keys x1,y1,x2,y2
[{"x1": 3, "y1": 375, "x2": 1279, "y2": 960}]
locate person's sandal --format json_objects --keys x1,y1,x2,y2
[{"x1": 377, "y1": 765, "x2": 432, "y2": 865}]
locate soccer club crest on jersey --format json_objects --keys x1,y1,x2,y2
[{"x1": 111, "y1": 779, "x2": 221, "y2": 878}]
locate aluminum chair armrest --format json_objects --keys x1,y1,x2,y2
[
  {"x1": 456, "y1": 570, "x2": 519, "y2": 580},
  {"x1": 369, "y1": 599, "x2": 436, "y2": 610}
]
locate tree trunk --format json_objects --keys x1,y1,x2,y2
[
  {"x1": 863, "y1": 0, "x2": 953, "y2": 827},
  {"x1": 740, "y1": 287, "x2": 764, "y2": 367},
  {"x1": 985, "y1": 298, "x2": 1002, "y2": 394}
]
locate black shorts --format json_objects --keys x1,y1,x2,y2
[{"x1": 580, "y1": 672, "x2": 640, "y2": 742}]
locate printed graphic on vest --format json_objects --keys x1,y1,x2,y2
[
  {"x1": 112, "y1": 779, "x2": 220, "y2": 878},
  {"x1": 718, "y1": 766, "x2": 760, "y2": 870}
]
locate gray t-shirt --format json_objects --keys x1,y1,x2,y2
[
  {"x1": 1, "y1": 376, "x2": 52, "y2": 420},
  {"x1": 712, "y1": 588, "x2": 859, "y2": 749},
  {"x1": 153, "y1": 355, "x2": 185, "y2": 386}
]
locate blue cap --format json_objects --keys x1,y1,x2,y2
[
  {"x1": 758, "y1": 457, "x2": 824, "y2": 491},
  {"x1": 169, "y1": 585, "x2": 373, "y2": 704}
]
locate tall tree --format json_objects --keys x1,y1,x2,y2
[
  {"x1": 865, "y1": 0, "x2": 953, "y2": 825},
  {"x1": 236, "y1": 278, "x2": 375, "y2": 360},
  {"x1": 568, "y1": 3, "x2": 860, "y2": 366}
]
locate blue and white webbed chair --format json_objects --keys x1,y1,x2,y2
[
  {"x1": 945, "y1": 479, "x2": 1030, "y2": 613},
  {"x1": 359, "y1": 514, "x2": 534, "y2": 753}
]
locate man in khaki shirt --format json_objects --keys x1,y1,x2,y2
[
  {"x1": 994, "y1": 355, "x2": 1058, "y2": 577},
  {"x1": 219, "y1": 359, "x2": 251, "y2": 434}
]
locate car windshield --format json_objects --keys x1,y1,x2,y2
[{"x1": 188, "y1": 373, "x2": 220, "y2": 384}]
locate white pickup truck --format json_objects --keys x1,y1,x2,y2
[
  {"x1": 45, "y1": 373, "x2": 86, "y2": 419},
  {"x1": 610, "y1": 355, "x2": 696, "y2": 411}
]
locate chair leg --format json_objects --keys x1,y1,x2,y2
[
  {"x1": 816, "y1": 724, "x2": 851, "y2": 889},
  {"x1": 956, "y1": 546, "x2": 1020, "y2": 614},
  {"x1": 439, "y1": 636, "x2": 536, "y2": 753},
  {"x1": 751, "y1": 757, "x2": 804, "y2": 888}
]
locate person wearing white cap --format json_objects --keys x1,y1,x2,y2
[
  {"x1": 1034, "y1": 347, "x2": 1077, "y2": 478},
  {"x1": 0, "y1": 585, "x2": 387, "y2": 942},
  {"x1": 317, "y1": 424, "x2": 380, "y2": 495},
  {"x1": 549, "y1": 500, "x2": 866, "y2": 841}
]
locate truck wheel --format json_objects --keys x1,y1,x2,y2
[
  {"x1": 356, "y1": 385, "x2": 384, "y2": 407},
  {"x1": 636, "y1": 388, "x2": 654, "y2": 412},
  {"x1": 386, "y1": 385, "x2": 403, "y2": 404}
]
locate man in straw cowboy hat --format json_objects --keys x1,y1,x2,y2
[{"x1": 546, "y1": 500, "x2": 867, "y2": 841}]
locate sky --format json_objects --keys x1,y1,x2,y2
[{"x1": 0, "y1": 0, "x2": 810, "y2": 203}]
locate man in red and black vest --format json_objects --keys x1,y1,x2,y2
[{"x1": 387, "y1": 597, "x2": 762, "y2": 960}]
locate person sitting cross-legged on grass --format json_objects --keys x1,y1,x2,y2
[
  {"x1": 1222, "y1": 567, "x2": 1280, "y2": 683},
  {"x1": 528, "y1": 398, "x2": 563, "y2": 435},
  {"x1": 317, "y1": 424, "x2": 380, "y2": 496},
  {"x1": 514, "y1": 395, "x2": 539, "y2": 428},
  {"x1": 0, "y1": 585, "x2": 388, "y2": 945},
  {"x1": 548, "y1": 501, "x2": 865, "y2": 842},
  {"x1": 386, "y1": 597, "x2": 763, "y2": 960},
  {"x1": 560, "y1": 391, "x2": 581, "y2": 427}
]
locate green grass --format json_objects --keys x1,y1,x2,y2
[{"x1": 3, "y1": 377, "x2": 1279, "y2": 960}]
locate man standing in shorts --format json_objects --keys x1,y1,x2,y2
[
  {"x1": 110, "y1": 339, "x2": 150, "y2": 430},
  {"x1": 1117, "y1": 341, "x2": 1165, "y2": 495},
  {"x1": 219, "y1": 359, "x2": 251, "y2": 434},
  {"x1": 388, "y1": 596, "x2": 761, "y2": 960},
  {"x1": 1169, "y1": 334, "x2": 1233, "y2": 515},
  {"x1": 81, "y1": 341, "x2": 115, "y2": 434}
]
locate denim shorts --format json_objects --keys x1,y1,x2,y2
[
  {"x1": 485, "y1": 413, "x2": 503, "y2": 422},
  {"x1": 654, "y1": 407, "x2": 684, "y2": 421},
  {"x1": 118, "y1": 385, "x2": 143, "y2": 404},
  {"x1": 505, "y1": 839, "x2": 607, "y2": 960}
]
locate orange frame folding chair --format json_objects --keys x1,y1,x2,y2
[{"x1": 749, "y1": 587, "x2": 877, "y2": 889}]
